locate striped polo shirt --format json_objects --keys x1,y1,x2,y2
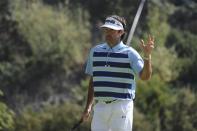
[{"x1": 85, "y1": 41, "x2": 144, "y2": 101}]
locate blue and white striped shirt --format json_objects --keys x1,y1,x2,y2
[{"x1": 85, "y1": 41, "x2": 144, "y2": 101}]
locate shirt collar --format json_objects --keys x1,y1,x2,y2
[{"x1": 105, "y1": 41, "x2": 125, "y2": 51}]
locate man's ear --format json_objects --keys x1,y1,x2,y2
[{"x1": 118, "y1": 30, "x2": 125, "y2": 35}]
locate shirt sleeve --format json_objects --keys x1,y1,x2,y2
[
  {"x1": 85, "y1": 48, "x2": 94, "y2": 76},
  {"x1": 128, "y1": 49, "x2": 144, "y2": 76}
]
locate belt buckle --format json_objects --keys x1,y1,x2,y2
[{"x1": 104, "y1": 99, "x2": 117, "y2": 104}]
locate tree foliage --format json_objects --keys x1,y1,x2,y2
[
  {"x1": 0, "y1": 91, "x2": 15, "y2": 130},
  {"x1": 0, "y1": 0, "x2": 90, "y2": 111},
  {"x1": 166, "y1": 29, "x2": 197, "y2": 84},
  {"x1": 14, "y1": 102, "x2": 90, "y2": 131}
]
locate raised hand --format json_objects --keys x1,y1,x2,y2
[{"x1": 140, "y1": 35, "x2": 155, "y2": 57}]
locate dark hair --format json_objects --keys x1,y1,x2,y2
[{"x1": 109, "y1": 15, "x2": 127, "y2": 40}]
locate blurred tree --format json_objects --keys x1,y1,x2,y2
[
  {"x1": 12, "y1": 0, "x2": 90, "y2": 67},
  {"x1": 0, "y1": 0, "x2": 90, "y2": 111},
  {"x1": 169, "y1": 3, "x2": 197, "y2": 34},
  {"x1": 167, "y1": 0, "x2": 197, "y2": 7},
  {"x1": 165, "y1": 88, "x2": 197, "y2": 131},
  {"x1": 133, "y1": 107, "x2": 153, "y2": 131},
  {"x1": 166, "y1": 29, "x2": 197, "y2": 85},
  {"x1": 0, "y1": 0, "x2": 33, "y2": 110},
  {"x1": 136, "y1": 75, "x2": 176, "y2": 131},
  {"x1": 151, "y1": 46, "x2": 180, "y2": 82},
  {"x1": 145, "y1": 2, "x2": 170, "y2": 46},
  {"x1": 14, "y1": 102, "x2": 90, "y2": 131},
  {"x1": 0, "y1": 90, "x2": 15, "y2": 131}
]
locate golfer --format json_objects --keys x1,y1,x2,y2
[{"x1": 81, "y1": 15, "x2": 154, "y2": 131}]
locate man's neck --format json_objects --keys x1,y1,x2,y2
[{"x1": 108, "y1": 40, "x2": 121, "y2": 48}]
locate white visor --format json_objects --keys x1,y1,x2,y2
[{"x1": 100, "y1": 17, "x2": 124, "y2": 30}]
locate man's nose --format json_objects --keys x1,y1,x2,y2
[{"x1": 105, "y1": 29, "x2": 112, "y2": 34}]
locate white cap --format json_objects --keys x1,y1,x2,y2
[{"x1": 100, "y1": 17, "x2": 124, "y2": 30}]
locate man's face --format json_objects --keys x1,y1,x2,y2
[{"x1": 103, "y1": 28, "x2": 124, "y2": 44}]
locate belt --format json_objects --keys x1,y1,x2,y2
[{"x1": 95, "y1": 99, "x2": 118, "y2": 104}]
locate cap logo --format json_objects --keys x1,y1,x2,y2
[
  {"x1": 100, "y1": 17, "x2": 124, "y2": 30},
  {"x1": 105, "y1": 19, "x2": 121, "y2": 26}
]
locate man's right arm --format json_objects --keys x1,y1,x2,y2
[
  {"x1": 81, "y1": 47, "x2": 94, "y2": 121},
  {"x1": 81, "y1": 76, "x2": 94, "y2": 121}
]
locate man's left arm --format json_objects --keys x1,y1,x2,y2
[
  {"x1": 139, "y1": 54, "x2": 152, "y2": 80},
  {"x1": 139, "y1": 35, "x2": 154, "y2": 80}
]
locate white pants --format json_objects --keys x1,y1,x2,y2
[{"x1": 91, "y1": 100, "x2": 133, "y2": 131}]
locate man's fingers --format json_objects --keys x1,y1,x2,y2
[
  {"x1": 148, "y1": 34, "x2": 155, "y2": 44},
  {"x1": 148, "y1": 34, "x2": 151, "y2": 41},
  {"x1": 147, "y1": 35, "x2": 155, "y2": 46},
  {"x1": 150, "y1": 45, "x2": 154, "y2": 49},
  {"x1": 140, "y1": 36, "x2": 155, "y2": 49},
  {"x1": 149, "y1": 40, "x2": 154, "y2": 45},
  {"x1": 140, "y1": 39, "x2": 145, "y2": 46},
  {"x1": 149, "y1": 35, "x2": 154, "y2": 42}
]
